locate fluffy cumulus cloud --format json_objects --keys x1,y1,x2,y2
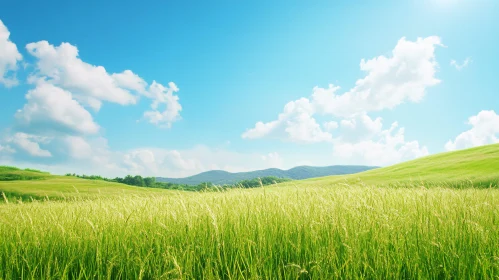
[
  {"x1": 15, "y1": 80, "x2": 100, "y2": 134},
  {"x1": 243, "y1": 36, "x2": 440, "y2": 165},
  {"x1": 0, "y1": 20, "x2": 23, "y2": 87},
  {"x1": 19, "y1": 40, "x2": 182, "y2": 133},
  {"x1": 142, "y1": 81, "x2": 182, "y2": 128},
  {"x1": 6, "y1": 37, "x2": 182, "y2": 162},
  {"x1": 312, "y1": 36, "x2": 442, "y2": 117},
  {"x1": 242, "y1": 98, "x2": 333, "y2": 143},
  {"x1": 338, "y1": 113, "x2": 383, "y2": 142},
  {"x1": 445, "y1": 110, "x2": 499, "y2": 151},
  {"x1": 111, "y1": 69, "x2": 148, "y2": 94},
  {"x1": 26, "y1": 41, "x2": 139, "y2": 109},
  {"x1": 244, "y1": 37, "x2": 441, "y2": 140},
  {"x1": 332, "y1": 122, "x2": 429, "y2": 166},
  {"x1": 8, "y1": 133, "x2": 52, "y2": 157}
]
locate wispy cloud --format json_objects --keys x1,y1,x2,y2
[{"x1": 450, "y1": 57, "x2": 472, "y2": 71}]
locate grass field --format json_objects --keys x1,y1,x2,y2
[{"x1": 1, "y1": 144, "x2": 499, "y2": 279}]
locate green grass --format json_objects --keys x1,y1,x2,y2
[
  {"x1": 1, "y1": 186, "x2": 498, "y2": 279},
  {"x1": 0, "y1": 170, "x2": 169, "y2": 201},
  {"x1": 0, "y1": 165, "x2": 52, "y2": 181},
  {"x1": 0, "y1": 144, "x2": 499, "y2": 279}
]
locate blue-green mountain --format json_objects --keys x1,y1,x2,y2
[{"x1": 156, "y1": 165, "x2": 377, "y2": 185}]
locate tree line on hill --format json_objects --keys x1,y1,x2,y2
[{"x1": 65, "y1": 173, "x2": 291, "y2": 191}]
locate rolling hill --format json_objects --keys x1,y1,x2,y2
[
  {"x1": 156, "y1": 165, "x2": 377, "y2": 185},
  {"x1": 291, "y1": 143, "x2": 499, "y2": 188},
  {"x1": 0, "y1": 166, "x2": 168, "y2": 201}
]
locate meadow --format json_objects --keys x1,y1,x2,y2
[{"x1": 1, "y1": 144, "x2": 499, "y2": 279}]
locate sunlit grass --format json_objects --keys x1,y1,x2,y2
[
  {"x1": 1, "y1": 183, "x2": 498, "y2": 279},
  {"x1": 1, "y1": 144, "x2": 498, "y2": 278}
]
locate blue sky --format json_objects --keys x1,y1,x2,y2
[{"x1": 0, "y1": 0, "x2": 498, "y2": 177}]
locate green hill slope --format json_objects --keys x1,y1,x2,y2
[
  {"x1": 0, "y1": 166, "x2": 52, "y2": 181},
  {"x1": 0, "y1": 167, "x2": 168, "y2": 201},
  {"x1": 294, "y1": 143, "x2": 499, "y2": 188}
]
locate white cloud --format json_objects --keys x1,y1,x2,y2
[
  {"x1": 312, "y1": 36, "x2": 442, "y2": 117},
  {"x1": 26, "y1": 41, "x2": 140, "y2": 110},
  {"x1": 338, "y1": 113, "x2": 383, "y2": 142},
  {"x1": 9, "y1": 132, "x2": 52, "y2": 157},
  {"x1": 450, "y1": 57, "x2": 471, "y2": 71},
  {"x1": 25, "y1": 40, "x2": 182, "y2": 127},
  {"x1": 15, "y1": 80, "x2": 100, "y2": 134},
  {"x1": 242, "y1": 98, "x2": 333, "y2": 143},
  {"x1": 242, "y1": 120, "x2": 280, "y2": 139},
  {"x1": 445, "y1": 110, "x2": 499, "y2": 151},
  {"x1": 323, "y1": 121, "x2": 339, "y2": 131},
  {"x1": 143, "y1": 81, "x2": 182, "y2": 128},
  {"x1": 0, "y1": 20, "x2": 23, "y2": 87},
  {"x1": 261, "y1": 152, "x2": 283, "y2": 168},
  {"x1": 333, "y1": 122, "x2": 429, "y2": 166},
  {"x1": 111, "y1": 69, "x2": 147, "y2": 94},
  {"x1": 63, "y1": 136, "x2": 123, "y2": 172},
  {"x1": 12, "y1": 37, "x2": 181, "y2": 142},
  {"x1": 64, "y1": 135, "x2": 94, "y2": 159},
  {"x1": 0, "y1": 144, "x2": 15, "y2": 154},
  {"x1": 243, "y1": 36, "x2": 442, "y2": 145},
  {"x1": 2, "y1": 32, "x2": 182, "y2": 159}
]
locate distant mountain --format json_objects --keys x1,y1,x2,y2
[{"x1": 156, "y1": 165, "x2": 378, "y2": 185}]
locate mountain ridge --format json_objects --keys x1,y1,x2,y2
[{"x1": 156, "y1": 165, "x2": 378, "y2": 185}]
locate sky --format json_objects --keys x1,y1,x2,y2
[{"x1": 0, "y1": 0, "x2": 498, "y2": 178}]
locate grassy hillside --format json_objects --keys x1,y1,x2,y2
[
  {"x1": 0, "y1": 167, "x2": 168, "y2": 201},
  {"x1": 157, "y1": 165, "x2": 376, "y2": 185},
  {"x1": 294, "y1": 143, "x2": 499, "y2": 188},
  {"x1": 0, "y1": 166, "x2": 51, "y2": 181}
]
